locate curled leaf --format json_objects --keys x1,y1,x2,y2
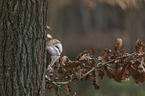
[
  {"x1": 114, "y1": 38, "x2": 123, "y2": 51},
  {"x1": 46, "y1": 25, "x2": 53, "y2": 32},
  {"x1": 47, "y1": 33, "x2": 53, "y2": 39}
]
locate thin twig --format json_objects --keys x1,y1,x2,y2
[
  {"x1": 52, "y1": 80, "x2": 72, "y2": 85},
  {"x1": 45, "y1": 78, "x2": 72, "y2": 86},
  {"x1": 45, "y1": 75, "x2": 73, "y2": 86},
  {"x1": 80, "y1": 67, "x2": 95, "y2": 79}
]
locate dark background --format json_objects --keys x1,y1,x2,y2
[{"x1": 47, "y1": 0, "x2": 145, "y2": 96}]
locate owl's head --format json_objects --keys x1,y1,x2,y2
[{"x1": 46, "y1": 39, "x2": 63, "y2": 56}]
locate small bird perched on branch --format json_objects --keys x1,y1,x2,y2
[{"x1": 46, "y1": 39, "x2": 63, "y2": 72}]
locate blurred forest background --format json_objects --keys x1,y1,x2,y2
[{"x1": 47, "y1": 0, "x2": 145, "y2": 96}]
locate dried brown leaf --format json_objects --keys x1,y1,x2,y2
[
  {"x1": 131, "y1": 71, "x2": 145, "y2": 84},
  {"x1": 114, "y1": 66, "x2": 129, "y2": 82},
  {"x1": 58, "y1": 68, "x2": 63, "y2": 74},
  {"x1": 54, "y1": 87, "x2": 60, "y2": 96},
  {"x1": 75, "y1": 66, "x2": 82, "y2": 80},
  {"x1": 91, "y1": 70, "x2": 100, "y2": 90},
  {"x1": 135, "y1": 39, "x2": 144, "y2": 52},
  {"x1": 46, "y1": 25, "x2": 53, "y2": 32},
  {"x1": 111, "y1": 53, "x2": 117, "y2": 59},
  {"x1": 114, "y1": 38, "x2": 123, "y2": 51},
  {"x1": 60, "y1": 56, "x2": 68, "y2": 65},
  {"x1": 97, "y1": 70, "x2": 105, "y2": 79},
  {"x1": 93, "y1": 78, "x2": 100, "y2": 90},
  {"x1": 88, "y1": 59, "x2": 95, "y2": 67},
  {"x1": 90, "y1": 48, "x2": 95, "y2": 56},
  {"x1": 103, "y1": 54, "x2": 109, "y2": 63},
  {"x1": 63, "y1": 85, "x2": 71, "y2": 95},
  {"x1": 47, "y1": 34, "x2": 53, "y2": 39},
  {"x1": 138, "y1": 57, "x2": 145, "y2": 73},
  {"x1": 129, "y1": 64, "x2": 145, "y2": 84},
  {"x1": 114, "y1": 45, "x2": 119, "y2": 51},
  {"x1": 97, "y1": 55, "x2": 109, "y2": 63},
  {"x1": 79, "y1": 53, "x2": 92, "y2": 60},
  {"x1": 101, "y1": 48, "x2": 111, "y2": 56},
  {"x1": 76, "y1": 53, "x2": 83, "y2": 60},
  {"x1": 116, "y1": 38, "x2": 123, "y2": 48},
  {"x1": 64, "y1": 61, "x2": 78, "y2": 68},
  {"x1": 104, "y1": 66, "x2": 114, "y2": 78},
  {"x1": 45, "y1": 39, "x2": 145, "y2": 94}
]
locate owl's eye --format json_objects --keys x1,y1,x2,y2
[
  {"x1": 54, "y1": 44, "x2": 63, "y2": 54},
  {"x1": 54, "y1": 45, "x2": 59, "y2": 50}
]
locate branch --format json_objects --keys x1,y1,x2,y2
[
  {"x1": 52, "y1": 80, "x2": 72, "y2": 85},
  {"x1": 45, "y1": 75, "x2": 72, "y2": 86},
  {"x1": 97, "y1": 52, "x2": 136, "y2": 67},
  {"x1": 46, "y1": 52, "x2": 137, "y2": 85},
  {"x1": 80, "y1": 67, "x2": 95, "y2": 79},
  {"x1": 80, "y1": 52, "x2": 136, "y2": 79}
]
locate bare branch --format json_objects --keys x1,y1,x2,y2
[{"x1": 80, "y1": 52, "x2": 137, "y2": 79}]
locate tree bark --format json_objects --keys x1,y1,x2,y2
[{"x1": 0, "y1": 0, "x2": 48, "y2": 96}]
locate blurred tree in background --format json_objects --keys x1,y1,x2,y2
[
  {"x1": 48, "y1": 0, "x2": 145, "y2": 56},
  {"x1": 47, "y1": 0, "x2": 145, "y2": 96}
]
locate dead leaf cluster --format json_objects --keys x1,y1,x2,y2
[{"x1": 45, "y1": 39, "x2": 145, "y2": 96}]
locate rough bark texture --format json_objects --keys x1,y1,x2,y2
[{"x1": 0, "y1": 0, "x2": 48, "y2": 96}]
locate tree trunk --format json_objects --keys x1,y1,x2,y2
[{"x1": 0, "y1": 0, "x2": 48, "y2": 96}]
